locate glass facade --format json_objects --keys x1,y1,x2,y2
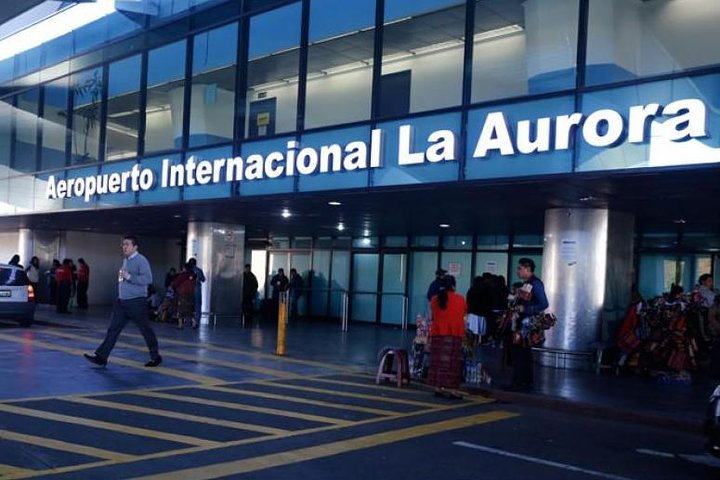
[{"x1": 0, "y1": 0, "x2": 717, "y2": 326}]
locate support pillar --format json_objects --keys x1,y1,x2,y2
[
  {"x1": 18, "y1": 228, "x2": 33, "y2": 267},
  {"x1": 186, "y1": 222, "x2": 245, "y2": 323},
  {"x1": 539, "y1": 208, "x2": 634, "y2": 369}
]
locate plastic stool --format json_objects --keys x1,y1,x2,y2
[{"x1": 376, "y1": 349, "x2": 410, "y2": 387}]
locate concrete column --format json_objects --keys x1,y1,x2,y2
[
  {"x1": 186, "y1": 222, "x2": 245, "y2": 322},
  {"x1": 18, "y1": 228, "x2": 33, "y2": 267},
  {"x1": 539, "y1": 208, "x2": 634, "y2": 368}
]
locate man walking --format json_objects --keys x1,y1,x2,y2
[{"x1": 84, "y1": 235, "x2": 162, "y2": 367}]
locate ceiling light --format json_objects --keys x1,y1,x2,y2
[
  {"x1": 361, "y1": 238, "x2": 371, "y2": 246},
  {"x1": 337, "y1": 223, "x2": 345, "y2": 231},
  {"x1": 281, "y1": 209, "x2": 291, "y2": 219},
  {"x1": 439, "y1": 224, "x2": 450, "y2": 228},
  {"x1": 173, "y1": 214, "x2": 182, "y2": 219},
  {"x1": 673, "y1": 218, "x2": 686, "y2": 224},
  {"x1": 328, "y1": 201, "x2": 342, "y2": 206},
  {"x1": 0, "y1": 0, "x2": 116, "y2": 62},
  {"x1": 579, "y1": 195, "x2": 595, "y2": 202},
  {"x1": 363, "y1": 229, "x2": 370, "y2": 237}
]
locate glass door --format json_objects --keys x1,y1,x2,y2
[
  {"x1": 351, "y1": 253, "x2": 379, "y2": 323},
  {"x1": 381, "y1": 253, "x2": 407, "y2": 325}
]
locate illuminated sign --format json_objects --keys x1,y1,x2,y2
[{"x1": 45, "y1": 97, "x2": 708, "y2": 202}]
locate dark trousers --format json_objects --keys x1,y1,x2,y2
[
  {"x1": 512, "y1": 345, "x2": 534, "y2": 387},
  {"x1": 242, "y1": 295, "x2": 255, "y2": 322},
  {"x1": 96, "y1": 298, "x2": 159, "y2": 361},
  {"x1": 77, "y1": 281, "x2": 89, "y2": 309},
  {"x1": 56, "y1": 282, "x2": 71, "y2": 313}
]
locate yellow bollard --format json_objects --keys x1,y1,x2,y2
[{"x1": 276, "y1": 293, "x2": 287, "y2": 356}]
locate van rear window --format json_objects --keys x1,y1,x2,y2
[{"x1": 0, "y1": 267, "x2": 29, "y2": 286}]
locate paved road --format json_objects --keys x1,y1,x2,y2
[{"x1": 0, "y1": 317, "x2": 717, "y2": 479}]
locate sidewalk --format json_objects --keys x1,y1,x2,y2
[{"x1": 32, "y1": 305, "x2": 712, "y2": 435}]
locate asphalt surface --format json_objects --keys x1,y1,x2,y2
[{"x1": 0, "y1": 310, "x2": 718, "y2": 479}]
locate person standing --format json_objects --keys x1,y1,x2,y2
[
  {"x1": 288, "y1": 268, "x2": 304, "y2": 322},
  {"x1": 46, "y1": 259, "x2": 60, "y2": 305},
  {"x1": 55, "y1": 259, "x2": 73, "y2": 314},
  {"x1": 242, "y1": 264, "x2": 258, "y2": 323},
  {"x1": 171, "y1": 263, "x2": 197, "y2": 329},
  {"x1": 508, "y1": 257, "x2": 549, "y2": 392},
  {"x1": 187, "y1": 258, "x2": 205, "y2": 325},
  {"x1": 698, "y1": 274, "x2": 718, "y2": 308},
  {"x1": 76, "y1": 258, "x2": 90, "y2": 309},
  {"x1": 270, "y1": 268, "x2": 289, "y2": 319},
  {"x1": 84, "y1": 235, "x2": 162, "y2": 367},
  {"x1": 25, "y1": 257, "x2": 40, "y2": 301},
  {"x1": 8, "y1": 254, "x2": 22, "y2": 268},
  {"x1": 427, "y1": 275, "x2": 466, "y2": 399}
]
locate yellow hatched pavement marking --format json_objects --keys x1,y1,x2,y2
[
  {"x1": 0, "y1": 403, "x2": 219, "y2": 448},
  {"x1": 251, "y1": 380, "x2": 440, "y2": 408},
  {"x1": 0, "y1": 333, "x2": 224, "y2": 385},
  {"x1": 0, "y1": 464, "x2": 33, "y2": 477},
  {"x1": 133, "y1": 391, "x2": 354, "y2": 426},
  {"x1": 120, "y1": 331, "x2": 350, "y2": 372},
  {"x1": 202, "y1": 385, "x2": 400, "y2": 417},
  {"x1": 3, "y1": 398, "x2": 491, "y2": 480},
  {"x1": 41, "y1": 329, "x2": 298, "y2": 379},
  {"x1": 130, "y1": 410, "x2": 520, "y2": 480},
  {"x1": 305, "y1": 377, "x2": 496, "y2": 405},
  {"x1": 63, "y1": 397, "x2": 289, "y2": 436},
  {"x1": 0, "y1": 429, "x2": 134, "y2": 461}
]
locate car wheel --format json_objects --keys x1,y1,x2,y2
[{"x1": 18, "y1": 316, "x2": 33, "y2": 327}]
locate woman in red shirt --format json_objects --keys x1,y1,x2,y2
[{"x1": 428, "y1": 276, "x2": 466, "y2": 398}]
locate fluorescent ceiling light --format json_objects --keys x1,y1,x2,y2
[
  {"x1": 0, "y1": 0, "x2": 117, "y2": 62},
  {"x1": 473, "y1": 24, "x2": 524, "y2": 43}
]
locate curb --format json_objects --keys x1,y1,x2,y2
[{"x1": 468, "y1": 385, "x2": 704, "y2": 436}]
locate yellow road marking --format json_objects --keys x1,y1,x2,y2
[
  {"x1": 202, "y1": 385, "x2": 400, "y2": 417},
  {"x1": 251, "y1": 380, "x2": 439, "y2": 408},
  {"x1": 0, "y1": 464, "x2": 33, "y2": 477},
  {"x1": 133, "y1": 391, "x2": 353, "y2": 426},
  {"x1": 4, "y1": 398, "x2": 489, "y2": 480},
  {"x1": 131, "y1": 410, "x2": 519, "y2": 480},
  {"x1": 63, "y1": 397, "x2": 288, "y2": 436},
  {"x1": 301, "y1": 377, "x2": 495, "y2": 405},
  {"x1": 119, "y1": 331, "x2": 351, "y2": 371},
  {"x1": 0, "y1": 403, "x2": 219, "y2": 448},
  {"x1": 0, "y1": 333, "x2": 224, "y2": 385},
  {"x1": 0, "y1": 429, "x2": 134, "y2": 461},
  {"x1": 40, "y1": 329, "x2": 297, "y2": 379}
]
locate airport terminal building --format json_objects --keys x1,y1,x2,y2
[{"x1": 0, "y1": 0, "x2": 719, "y2": 356}]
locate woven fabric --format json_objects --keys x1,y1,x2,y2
[{"x1": 427, "y1": 335, "x2": 463, "y2": 389}]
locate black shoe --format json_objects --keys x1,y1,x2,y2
[
  {"x1": 145, "y1": 356, "x2": 162, "y2": 367},
  {"x1": 83, "y1": 353, "x2": 107, "y2": 367}
]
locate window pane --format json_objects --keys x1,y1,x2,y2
[
  {"x1": 0, "y1": 97, "x2": 10, "y2": 175},
  {"x1": 381, "y1": 0, "x2": 465, "y2": 116},
  {"x1": 586, "y1": 0, "x2": 720, "y2": 86},
  {"x1": 145, "y1": 40, "x2": 186, "y2": 153},
  {"x1": 70, "y1": 67, "x2": 103, "y2": 164},
  {"x1": 41, "y1": 78, "x2": 69, "y2": 171},
  {"x1": 305, "y1": 0, "x2": 375, "y2": 129},
  {"x1": 472, "y1": 0, "x2": 578, "y2": 103},
  {"x1": 190, "y1": 23, "x2": 238, "y2": 147},
  {"x1": 106, "y1": 55, "x2": 141, "y2": 161},
  {"x1": 14, "y1": 89, "x2": 40, "y2": 173},
  {"x1": 246, "y1": 3, "x2": 301, "y2": 139}
]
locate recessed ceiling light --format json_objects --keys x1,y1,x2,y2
[
  {"x1": 328, "y1": 201, "x2": 342, "y2": 206},
  {"x1": 361, "y1": 237, "x2": 371, "y2": 246},
  {"x1": 673, "y1": 218, "x2": 686, "y2": 224},
  {"x1": 337, "y1": 223, "x2": 345, "y2": 231},
  {"x1": 439, "y1": 224, "x2": 450, "y2": 228},
  {"x1": 173, "y1": 214, "x2": 182, "y2": 218},
  {"x1": 579, "y1": 195, "x2": 595, "y2": 202},
  {"x1": 281, "y1": 209, "x2": 291, "y2": 218}
]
